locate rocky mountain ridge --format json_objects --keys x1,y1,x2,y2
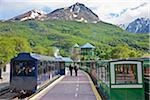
[
  {"x1": 46, "y1": 2, "x2": 99, "y2": 23},
  {"x1": 10, "y1": 2, "x2": 99, "y2": 23},
  {"x1": 126, "y1": 18, "x2": 150, "y2": 33}
]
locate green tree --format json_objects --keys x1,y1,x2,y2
[
  {"x1": 32, "y1": 46, "x2": 47, "y2": 55},
  {"x1": 0, "y1": 37, "x2": 14, "y2": 78},
  {"x1": 0, "y1": 36, "x2": 31, "y2": 78},
  {"x1": 111, "y1": 44, "x2": 131, "y2": 59},
  {"x1": 71, "y1": 45, "x2": 80, "y2": 62},
  {"x1": 60, "y1": 49, "x2": 69, "y2": 57},
  {"x1": 46, "y1": 47, "x2": 54, "y2": 56},
  {"x1": 11, "y1": 37, "x2": 31, "y2": 54},
  {"x1": 129, "y1": 50, "x2": 137, "y2": 57}
]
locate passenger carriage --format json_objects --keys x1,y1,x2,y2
[
  {"x1": 79, "y1": 60, "x2": 97, "y2": 84},
  {"x1": 55, "y1": 56, "x2": 65, "y2": 75},
  {"x1": 96, "y1": 59, "x2": 145, "y2": 100}
]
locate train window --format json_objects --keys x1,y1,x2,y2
[
  {"x1": 48, "y1": 65, "x2": 51, "y2": 72},
  {"x1": 50, "y1": 63, "x2": 54, "y2": 72},
  {"x1": 115, "y1": 64, "x2": 138, "y2": 84},
  {"x1": 101, "y1": 67, "x2": 105, "y2": 82},
  {"x1": 98, "y1": 65, "x2": 109, "y2": 85},
  {"x1": 60, "y1": 62, "x2": 64, "y2": 70},
  {"x1": 40, "y1": 62, "x2": 43, "y2": 66},
  {"x1": 13, "y1": 61, "x2": 35, "y2": 76},
  {"x1": 38, "y1": 61, "x2": 42, "y2": 75},
  {"x1": 38, "y1": 67, "x2": 42, "y2": 75},
  {"x1": 47, "y1": 62, "x2": 51, "y2": 72},
  {"x1": 43, "y1": 68, "x2": 46, "y2": 74},
  {"x1": 144, "y1": 64, "x2": 150, "y2": 78},
  {"x1": 105, "y1": 65, "x2": 110, "y2": 86}
]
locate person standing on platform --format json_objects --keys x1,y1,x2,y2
[
  {"x1": 74, "y1": 64, "x2": 78, "y2": 76},
  {"x1": 69, "y1": 64, "x2": 73, "y2": 76}
]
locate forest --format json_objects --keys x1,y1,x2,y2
[{"x1": 0, "y1": 20, "x2": 149, "y2": 67}]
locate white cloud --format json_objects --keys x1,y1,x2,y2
[
  {"x1": 0, "y1": 0, "x2": 149, "y2": 24},
  {"x1": 106, "y1": 2, "x2": 150, "y2": 24}
]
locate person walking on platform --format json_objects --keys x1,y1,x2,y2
[
  {"x1": 69, "y1": 64, "x2": 73, "y2": 76},
  {"x1": 74, "y1": 64, "x2": 78, "y2": 76}
]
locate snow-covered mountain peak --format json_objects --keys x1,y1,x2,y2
[
  {"x1": 126, "y1": 18, "x2": 150, "y2": 33},
  {"x1": 47, "y1": 2, "x2": 99, "y2": 23},
  {"x1": 10, "y1": 9, "x2": 46, "y2": 21}
]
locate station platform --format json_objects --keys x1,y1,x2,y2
[{"x1": 30, "y1": 70, "x2": 101, "y2": 100}]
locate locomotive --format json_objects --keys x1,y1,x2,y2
[{"x1": 10, "y1": 52, "x2": 69, "y2": 94}]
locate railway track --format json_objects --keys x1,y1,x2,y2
[
  {"x1": 0, "y1": 89, "x2": 32, "y2": 99},
  {"x1": 0, "y1": 76, "x2": 60, "y2": 99},
  {"x1": 0, "y1": 89, "x2": 19, "y2": 99}
]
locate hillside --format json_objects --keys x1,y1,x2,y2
[{"x1": 0, "y1": 20, "x2": 149, "y2": 62}]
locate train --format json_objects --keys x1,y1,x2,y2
[
  {"x1": 10, "y1": 52, "x2": 72, "y2": 94},
  {"x1": 80, "y1": 58, "x2": 145, "y2": 100},
  {"x1": 9, "y1": 52, "x2": 148, "y2": 99}
]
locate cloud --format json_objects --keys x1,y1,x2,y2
[
  {"x1": 109, "y1": 13, "x2": 119, "y2": 18},
  {"x1": 105, "y1": 2, "x2": 149, "y2": 24},
  {"x1": 0, "y1": 0, "x2": 149, "y2": 25},
  {"x1": 0, "y1": 1, "x2": 41, "y2": 19},
  {"x1": 130, "y1": 2, "x2": 147, "y2": 10}
]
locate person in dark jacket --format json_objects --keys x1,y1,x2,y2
[
  {"x1": 69, "y1": 64, "x2": 73, "y2": 76},
  {"x1": 74, "y1": 65, "x2": 78, "y2": 76}
]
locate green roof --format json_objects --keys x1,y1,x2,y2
[{"x1": 80, "y1": 43, "x2": 95, "y2": 49}]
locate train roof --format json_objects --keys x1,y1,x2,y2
[
  {"x1": 31, "y1": 53, "x2": 55, "y2": 61},
  {"x1": 11, "y1": 53, "x2": 55, "y2": 61},
  {"x1": 140, "y1": 57, "x2": 150, "y2": 60},
  {"x1": 62, "y1": 57, "x2": 73, "y2": 62},
  {"x1": 55, "y1": 56, "x2": 73, "y2": 62},
  {"x1": 11, "y1": 52, "x2": 73, "y2": 62},
  {"x1": 97, "y1": 58, "x2": 142, "y2": 63}
]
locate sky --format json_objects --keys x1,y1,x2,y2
[{"x1": 0, "y1": 0, "x2": 149, "y2": 25}]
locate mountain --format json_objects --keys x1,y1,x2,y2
[
  {"x1": 0, "y1": 20, "x2": 149, "y2": 54},
  {"x1": 126, "y1": 18, "x2": 150, "y2": 33},
  {"x1": 46, "y1": 2, "x2": 99, "y2": 23},
  {"x1": 0, "y1": 3, "x2": 149, "y2": 59},
  {"x1": 9, "y1": 3, "x2": 99, "y2": 23},
  {"x1": 9, "y1": 9, "x2": 46, "y2": 21}
]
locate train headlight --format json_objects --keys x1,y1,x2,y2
[{"x1": 32, "y1": 67, "x2": 35, "y2": 70}]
